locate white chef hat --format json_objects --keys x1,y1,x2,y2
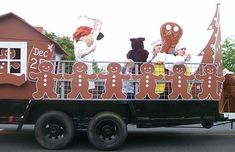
[
  {"x1": 77, "y1": 15, "x2": 97, "y2": 28},
  {"x1": 125, "y1": 59, "x2": 134, "y2": 67},
  {"x1": 74, "y1": 16, "x2": 104, "y2": 41},
  {"x1": 176, "y1": 44, "x2": 187, "y2": 50},
  {"x1": 151, "y1": 39, "x2": 162, "y2": 47}
]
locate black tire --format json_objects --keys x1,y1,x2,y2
[
  {"x1": 88, "y1": 112, "x2": 127, "y2": 150},
  {"x1": 201, "y1": 122, "x2": 213, "y2": 129},
  {"x1": 34, "y1": 111, "x2": 74, "y2": 149}
]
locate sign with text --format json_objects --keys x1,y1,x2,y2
[{"x1": 28, "y1": 42, "x2": 54, "y2": 81}]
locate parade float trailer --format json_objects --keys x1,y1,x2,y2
[{"x1": 0, "y1": 5, "x2": 235, "y2": 151}]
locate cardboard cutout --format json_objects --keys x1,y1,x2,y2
[
  {"x1": 132, "y1": 63, "x2": 163, "y2": 99},
  {"x1": 28, "y1": 43, "x2": 54, "y2": 81},
  {"x1": 29, "y1": 61, "x2": 62, "y2": 99},
  {"x1": 165, "y1": 64, "x2": 194, "y2": 99},
  {"x1": 196, "y1": 64, "x2": 224, "y2": 100},
  {"x1": 98, "y1": 63, "x2": 130, "y2": 99},
  {"x1": 192, "y1": 4, "x2": 223, "y2": 99},
  {"x1": 0, "y1": 73, "x2": 25, "y2": 86},
  {"x1": 64, "y1": 62, "x2": 97, "y2": 99}
]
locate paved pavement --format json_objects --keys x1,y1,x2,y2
[{"x1": 0, "y1": 123, "x2": 235, "y2": 152}]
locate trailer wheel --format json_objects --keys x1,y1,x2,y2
[
  {"x1": 88, "y1": 112, "x2": 127, "y2": 150},
  {"x1": 201, "y1": 122, "x2": 213, "y2": 129},
  {"x1": 34, "y1": 111, "x2": 74, "y2": 149}
]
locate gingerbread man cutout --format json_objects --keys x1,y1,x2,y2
[
  {"x1": 196, "y1": 64, "x2": 225, "y2": 100},
  {"x1": 132, "y1": 63, "x2": 163, "y2": 99},
  {"x1": 0, "y1": 49, "x2": 20, "y2": 73},
  {"x1": 165, "y1": 64, "x2": 194, "y2": 99},
  {"x1": 64, "y1": 62, "x2": 97, "y2": 99},
  {"x1": 29, "y1": 61, "x2": 62, "y2": 99},
  {"x1": 98, "y1": 63, "x2": 130, "y2": 99}
]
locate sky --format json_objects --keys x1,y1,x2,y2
[{"x1": 1, "y1": 0, "x2": 235, "y2": 62}]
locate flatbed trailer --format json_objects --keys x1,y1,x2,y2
[{"x1": 0, "y1": 98, "x2": 234, "y2": 150}]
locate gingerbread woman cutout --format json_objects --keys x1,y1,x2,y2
[
  {"x1": 64, "y1": 62, "x2": 97, "y2": 99},
  {"x1": 29, "y1": 61, "x2": 62, "y2": 99},
  {"x1": 196, "y1": 64, "x2": 225, "y2": 100},
  {"x1": 132, "y1": 63, "x2": 163, "y2": 99},
  {"x1": 98, "y1": 63, "x2": 130, "y2": 99},
  {"x1": 165, "y1": 64, "x2": 194, "y2": 99}
]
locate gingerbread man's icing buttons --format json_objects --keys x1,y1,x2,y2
[
  {"x1": 132, "y1": 63, "x2": 163, "y2": 99},
  {"x1": 196, "y1": 85, "x2": 200, "y2": 89},
  {"x1": 196, "y1": 65, "x2": 225, "y2": 100},
  {"x1": 63, "y1": 62, "x2": 97, "y2": 99},
  {"x1": 98, "y1": 63, "x2": 130, "y2": 99},
  {"x1": 165, "y1": 64, "x2": 194, "y2": 99},
  {"x1": 29, "y1": 61, "x2": 62, "y2": 99}
]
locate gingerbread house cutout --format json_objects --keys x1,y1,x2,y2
[{"x1": 0, "y1": 12, "x2": 66, "y2": 99}]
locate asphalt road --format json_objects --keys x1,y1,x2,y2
[{"x1": 0, "y1": 123, "x2": 235, "y2": 152}]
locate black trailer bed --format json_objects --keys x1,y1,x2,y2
[{"x1": 0, "y1": 99, "x2": 226, "y2": 128}]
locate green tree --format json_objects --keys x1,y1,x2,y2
[
  {"x1": 92, "y1": 61, "x2": 105, "y2": 73},
  {"x1": 46, "y1": 31, "x2": 75, "y2": 60},
  {"x1": 222, "y1": 38, "x2": 235, "y2": 73}
]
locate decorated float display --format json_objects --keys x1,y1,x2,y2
[{"x1": 0, "y1": 4, "x2": 235, "y2": 151}]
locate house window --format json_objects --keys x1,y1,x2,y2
[{"x1": 0, "y1": 42, "x2": 27, "y2": 79}]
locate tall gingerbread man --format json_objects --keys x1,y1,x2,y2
[
  {"x1": 98, "y1": 63, "x2": 130, "y2": 99},
  {"x1": 132, "y1": 63, "x2": 163, "y2": 99},
  {"x1": 196, "y1": 64, "x2": 225, "y2": 100},
  {"x1": 64, "y1": 62, "x2": 97, "y2": 99},
  {"x1": 29, "y1": 61, "x2": 62, "y2": 99},
  {"x1": 165, "y1": 64, "x2": 194, "y2": 99}
]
